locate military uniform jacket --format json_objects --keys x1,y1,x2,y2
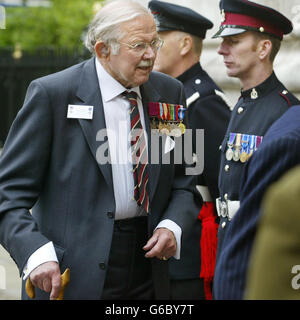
[
  {"x1": 179, "y1": 62, "x2": 231, "y2": 201},
  {"x1": 169, "y1": 62, "x2": 231, "y2": 280},
  {"x1": 214, "y1": 105, "x2": 300, "y2": 299},
  {"x1": 217, "y1": 72, "x2": 299, "y2": 251},
  {"x1": 219, "y1": 72, "x2": 299, "y2": 202}
]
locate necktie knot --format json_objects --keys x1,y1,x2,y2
[{"x1": 123, "y1": 90, "x2": 138, "y2": 102}]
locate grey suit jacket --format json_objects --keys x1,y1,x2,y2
[{"x1": 0, "y1": 57, "x2": 201, "y2": 300}]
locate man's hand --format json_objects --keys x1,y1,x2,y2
[
  {"x1": 143, "y1": 228, "x2": 177, "y2": 260},
  {"x1": 29, "y1": 261, "x2": 61, "y2": 300}
]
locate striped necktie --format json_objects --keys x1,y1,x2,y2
[{"x1": 123, "y1": 91, "x2": 149, "y2": 213}]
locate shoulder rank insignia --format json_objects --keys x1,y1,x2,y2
[
  {"x1": 215, "y1": 89, "x2": 234, "y2": 110},
  {"x1": 186, "y1": 92, "x2": 200, "y2": 108},
  {"x1": 279, "y1": 89, "x2": 293, "y2": 107}
]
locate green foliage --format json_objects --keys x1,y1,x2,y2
[{"x1": 0, "y1": 0, "x2": 103, "y2": 51}]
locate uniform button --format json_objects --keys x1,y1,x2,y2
[
  {"x1": 107, "y1": 211, "x2": 114, "y2": 219},
  {"x1": 195, "y1": 79, "x2": 201, "y2": 85},
  {"x1": 282, "y1": 90, "x2": 288, "y2": 95},
  {"x1": 99, "y1": 263, "x2": 106, "y2": 270},
  {"x1": 225, "y1": 164, "x2": 230, "y2": 172},
  {"x1": 219, "y1": 145, "x2": 222, "y2": 150},
  {"x1": 224, "y1": 193, "x2": 228, "y2": 200},
  {"x1": 221, "y1": 221, "x2": 226, "y2": 229},
  {"x1": 237, "y1": 107, "x2": 244, "y2": 114}
]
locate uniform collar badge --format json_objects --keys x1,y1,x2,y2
[{"x1": 251, "y1": 88, "x2": 258, "y2": 99}]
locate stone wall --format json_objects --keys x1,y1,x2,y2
[{"x1": 140, "y1": 0, "x2": 300, "y2": 105}]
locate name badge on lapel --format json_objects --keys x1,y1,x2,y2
[{"x1": 67, "y1": 104, "x2": 94, "y2": 120}]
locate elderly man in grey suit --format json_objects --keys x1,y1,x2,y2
[{"x1": 0, "y1": 0, "x2": 201, "y2": 300}]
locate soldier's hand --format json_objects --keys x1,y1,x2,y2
[
  {"x1": 29, "y1": 261, "x2": 61, "y2": 300},
  {"x1": 143, "y1": 227, "x2": 177, "y2": 260}
]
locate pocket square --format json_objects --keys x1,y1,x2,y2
[{"x1": 164, "y1": 136, "x2": 175, "y2": 154}]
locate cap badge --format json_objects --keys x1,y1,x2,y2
[
  {"x1": 221, "y1": 9, "x2": 226, "y2": 23},
  {"x1": 251, "y1": 88, "x2": 258, "y2": 100}
]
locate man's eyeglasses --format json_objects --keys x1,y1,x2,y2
[{"x1": 119, "y1": 38, "x2": 164, "y2": 55}]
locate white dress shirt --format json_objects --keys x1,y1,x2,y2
[
  {"x1": 23, "y1": 58, "x2": 181, "y2": 279},
  {"x1": 97, "y1": 58, "x2": 146, "y2": 220}
]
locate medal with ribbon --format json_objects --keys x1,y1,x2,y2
[
  {"x1": 226, "y1": 133, "x2": 236, "y2": 161},
  {"x1": 233, "y1": 133, "x2": 242, "y2": 161},
  {"x1": 247, "y1": 134, "x2": 256, "y2": 160},
  {"x1": 160, "y1": 103, "x2": 170, "y2": 135},
  {"x1": 255, "y1": 135, "x2": 263, "y2": 151},
  {"x1": 240, "y1": 134, "x2": 250, "y2": 163},
  {"x1": 177, "y1": 106, "x2": 186, "y2": 134}
]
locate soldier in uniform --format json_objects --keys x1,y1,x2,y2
[
  {"x1": 213, "y1": 0, "x2": 299, "y2": 260},
  {"x1": 148, "y1": 0, "x2": 231, "y2": 300},
  {"x1": 214, "y1": 105, "x2": 300, "y2": 299}
]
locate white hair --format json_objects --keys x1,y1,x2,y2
[{"x1": 84, "y1": 0, "x2": 151, "y2": 54}]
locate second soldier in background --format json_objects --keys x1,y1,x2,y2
[{"x1": 149, "y1": 0, "x2": 231, "y2": 300}]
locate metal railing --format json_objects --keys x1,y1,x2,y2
[{"x1": 0, "y1": 47, "x2": 90, "y2": 147}]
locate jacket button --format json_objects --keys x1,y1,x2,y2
[
  {"x1": 99, "y1": 263, "x2": 106, "y2": 270},
  {"x1": 225, "y1": 164, "x2": 230, "y2": 172},
  {"x1": 107, "y1": 211, "x2": 114, "y2": 219}
]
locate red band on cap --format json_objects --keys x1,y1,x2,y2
[{"x1": 223, "y1": 12, "x2": 284, "y2": 39}]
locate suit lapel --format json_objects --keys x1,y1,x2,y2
[
  {"x1": 75, "y1": 60, "x2": 165, "y2": 204},
  {"x1": 76, "y1": 58, "x2": 113, "y2": 191},
  {"x1": 140, "y1": 80, "x2": 162, "y2": 204}
]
